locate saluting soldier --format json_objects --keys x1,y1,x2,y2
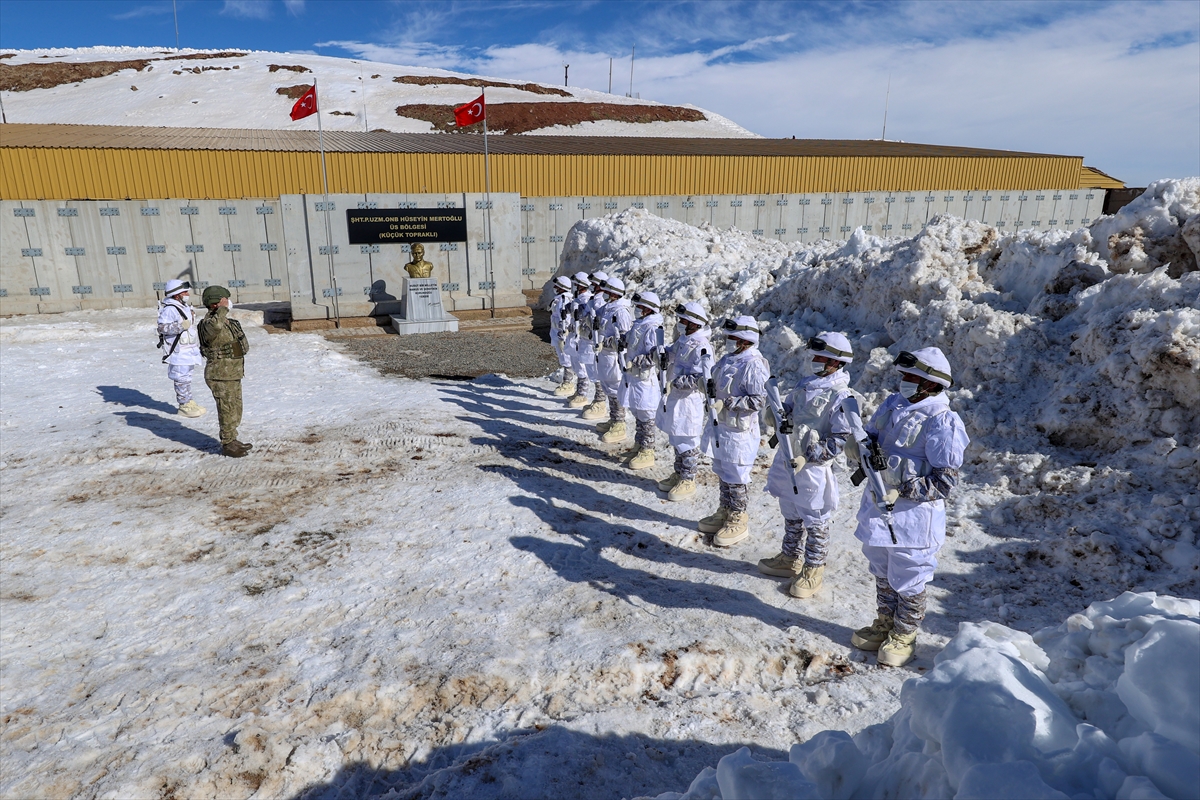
[
  {"x1": 594, "y1": 276, "x2": 634, "y2": 439},
  {"x1": 198, "y1": 286, "x2": 253, "y2": 458},
  {"x1": 549, "y1": 275, "x2": 576, "y2": 397},
  {"x1": 699, "y1": 316, "x2": 769, "y2": 546},
  {"x1": 759, "y1": 332, "x2": 856, "y2": 600},
  {"x1": 656, "y1": 301, "x2": 714, "y2": 500}
]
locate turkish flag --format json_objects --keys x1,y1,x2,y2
[
  {"x1": 454, "y1": 94, "x2": 485, "y2": 127},
  {"x1": 290, "y1": 85, "x2": 317, "y2": 121}
]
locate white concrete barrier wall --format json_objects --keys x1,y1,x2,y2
[
  {"x1": 2, "y1": 189, "x2": 1105, "y2": 316},
  {"x1": 515, "y1": 189, "x2": 1106, "y2": 290},
  {"x1": 0, "y1": 199, "x2": 288, "y2": 316},
  {"x1": 280, "y1": 192, "x2": 524, "y2": 321}
]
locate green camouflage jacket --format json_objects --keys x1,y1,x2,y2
[{"x1": 197, "y1": 306, "x2": 249, "y2": 381}]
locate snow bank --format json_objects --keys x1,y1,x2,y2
[
  {"x1": 641, "y1": 592, "x2": 1200, "y2": 800},
  {"x1": 555, "y1": 179, "x2": 1200, "y2": 598}
]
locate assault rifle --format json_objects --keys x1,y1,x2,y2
[
  {"x1": 764, "y1": 376, "x2": 799, "y2": 494},
  {"x1": 656, "y1": 326, "x2": 669, "y2": 411},
  {"x1": 843, "y1": 396, "x2": 898, "y2": 543},
  {"x1": 702, "y1": 349, "x2": 719, "y2": 449}
]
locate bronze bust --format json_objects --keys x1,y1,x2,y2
[{"x1": 404, "y1": 243, "x2": 435, "y2": 279}]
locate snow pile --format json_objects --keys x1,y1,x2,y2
[
  {"x1": 642, "y1": 592, "x2": 1200, "y2": 800},
  {"x1": 555, "y1": 178, "x2": 1200, "y2": 599}
]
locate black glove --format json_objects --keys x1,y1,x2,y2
[{"x1": 779, "y1": 419, "x2": 794, "y2": 435}]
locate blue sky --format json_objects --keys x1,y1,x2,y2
[{"x1": 1, "y1": 0, "x2": 1197, "y2": 185}]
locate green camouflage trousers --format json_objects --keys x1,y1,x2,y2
[{"x1": 207, "y1": 378, "x2": 243, "y2": 444}]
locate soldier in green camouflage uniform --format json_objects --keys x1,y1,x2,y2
[{"x1": 198, "y1": 286, "x2": 253, "y2": 457}]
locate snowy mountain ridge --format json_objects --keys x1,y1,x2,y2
[{"x1": 0, "y1": 46, "x2": 757, "y2": 137}]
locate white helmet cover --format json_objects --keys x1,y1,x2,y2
[
  {"x1": 895, "y1": 346, "x2": 952, "y2": 387},
  {"x1": 633, "y1": 291, "x2": 661, "y2": 312},
  {"x1": 723, "y1": 315, "x2": 760, "y2": 344},
  {"x1": 164, "y1": 278, "x2": 190, "y2": 298},
  {"x1": 573, "y1": 271, "x2": 590, "y2": 288},
  {"x1": 675, "y1": 301, "x2": 709, "y2": 328},
  {"x1": 590, "y1": 271, "x2": 609, "y2": 287},
  {"x1": 602, "y1": 276, "x2": 626, "y2": 295},
  {"x1": 553, "y1": 275, "x2": 572, "y2": 291},
  {"x1": 807, "y1": 331, "x2": 853, "y2": 363}
]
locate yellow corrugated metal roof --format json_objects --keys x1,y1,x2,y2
[
  {"x1": 0, "y1": 124, "x2": 1119, "y2": 199},
  {"x1": 0, "y1": 123, "x2": 1082, "y2": 160},
  {"x1": 1079, "y1": 165, "x2": 1126, "y2": 189}
]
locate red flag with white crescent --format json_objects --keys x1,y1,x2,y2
[
  {"x1": 290, "y1": 85, "x2": 318, "y2": 121},
  {"x1": 454, "y1": 94, "x2": 486, "y2": 127}
]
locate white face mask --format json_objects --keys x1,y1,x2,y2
[
  {"x1": 675, "y1": 322, "x2": 687, "y2": 336},
  {"x1": 899, "y1": 380, "x2": 921, "y2": 400}
]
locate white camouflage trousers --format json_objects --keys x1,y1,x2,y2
[
  {"x1": 167, "y1": 364, "x2": 195, "y2": 405},
  {"x1": 781, "y1": 518, "x2": 830, "y2": 566}
]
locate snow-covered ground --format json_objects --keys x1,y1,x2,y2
[
  {"x1": 2, "y1": 181, "x2": 1197, "y2": 800},
  {"x1": 0, "y1": 46, "x2": 755, "y2": 137}
]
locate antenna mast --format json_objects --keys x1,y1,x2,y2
[
  {"x1": 628, "y1": 45, "x2": 635, "y2": 96},
  {"x1": 881, "y1": 73, "x2": 891, "y2": 140}
]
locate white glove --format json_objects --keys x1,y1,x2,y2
[
  {"x1": 789, "y1": 455, "x2": 807, "y2": 471},
  {"x1": 883, "y1": 488, "x2": 900, "y2": 505},
  {"x1": 181, "y1": 318, "x2": 192, "y2": 331},
  {"x1": 711, "y1": 399, "x2": 724, "y2": 416}
]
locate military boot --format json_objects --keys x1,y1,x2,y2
[
  {"x1": 600, "y1": 421, "x2": 627, "y2": 443},
  {"x1": 596, "y1": 420, "x2": 613, "y2": 434},
  {"x1": 667, "y1": 478, "x2": 696, "y2": 501},
  {"x1": 581, "y1": 400, "x2": 608, "y2": 420},
  {"x1": 877, "y1": 630, "x2": 918, "y2": 667},
  {"x1": 851, "y1": 615, "x2": 895, "y2": 651},
  {"x1": 713, "y1": 511, "x2": 749, "y2": 547},
  {"x1": 628, "y1": 448, "x2": 655, "y2": 470},
  {"x1": 566, "y1": 393, "x2": 589, "y2": 408},
  {"x1": 757, "y1": 553, "x2": 800, "y2": 578},
  {"x1": 222, "y1": 441, "x2": 249, "y2": 458},
  {"x1": 789, "y1": 565, "x2": 825, "y2": 599},
  {"x1": 697, "y1": 506, "x2": 729, "y2": 534},
  {"x1": 178, "y1": 400, "x2": 207, "y2": 418},
  {"x1": 657, "y1": 473, "x2": 682, "y2": 492},
  {"x1": 553, "y1": 378, "x2": 577, "y2": 397}
]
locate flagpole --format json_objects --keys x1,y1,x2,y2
[
  {"x1": 314, "y1": 77, "x2": 341, "y2": 328},
  {"x1": 482, "y1": 88, "x2": 495, "y2": 316}
]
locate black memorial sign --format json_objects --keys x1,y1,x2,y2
[{"x1": 346, "y1": 208, "x2": 468, "y2": 245}]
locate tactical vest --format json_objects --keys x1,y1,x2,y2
[
  {"x1": 715, "y1": 351, "x2": 768, "y2": 432},
  {"x1": 198, "y1": 316, "x2": 248, "y2": 361},
  {"x1": 789, "y1": 385, "x2": 852, "y2": 454}
]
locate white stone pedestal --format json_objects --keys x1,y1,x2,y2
[{"x1": 390, "y1": 278, "x2": 459, "y2": 334}]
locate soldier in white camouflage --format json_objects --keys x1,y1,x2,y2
[{"x1": 156, "y1": 279, "x2": 206, "y2": 419}]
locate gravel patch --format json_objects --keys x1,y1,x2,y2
[{"x1": 337, "y1": 328, "x2": 561, "y2": 381}]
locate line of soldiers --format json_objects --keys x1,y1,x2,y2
[{"x1": 549, "y1": 272, "x2": 970, "y2": 667}]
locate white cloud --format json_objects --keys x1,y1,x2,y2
[
  {"x1": 220, "y1": 0, "x2": 272, "y2": 20},
  {"x1": 283, "y1": 0, "x2": 306, "y2": 15},
  {"x1": 112, "y1": 3, "x2": 173, "y2": 20},
  {"x1": 321, "y1": 3, "x2": 1198, "y2": 184}
]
